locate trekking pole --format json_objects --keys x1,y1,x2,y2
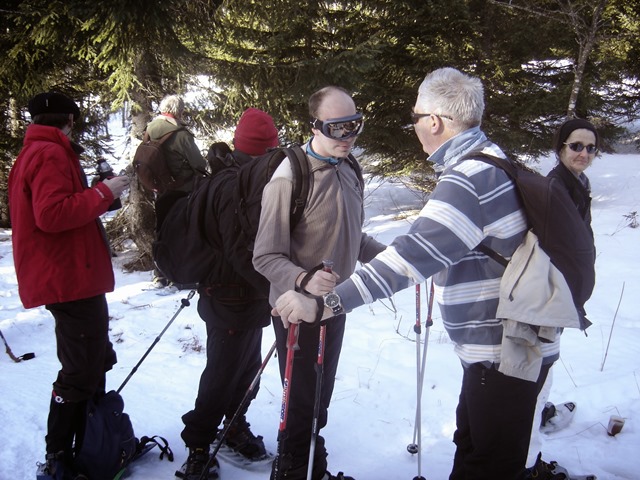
[
  {"x1": 601, "y1": 281, "x2": 624, "y2": 372},
  {"x1": 117, "y1": 289, "x2": 195, "y2": 394},
  {"x1": 274, "y1": 319, "x2": 300, "y2": 480},
  {"x1": 407, "y1": 280, "x2": 434, "y2": 480},
  {"x1": 197, "y1": 340, "x2": 277, "y2": 480},
  {"x1": 413, "y1": 284, "x2": 426, "y2": 480},
  {"x1": 417, "y1": 280, "x2": 434, "y2": 479},
  {"x1": 407, "y1": 283, "x2": 422, "y2": 455},
  {"x1": 411, "y1": 280, "x2": 435, "y2": 445},
  {"x1": 306, "y1": 260, "x2": 333, "y2": 480},
  {"x1": 0, "y1": 328, "x2": 35, "y2": 363}
]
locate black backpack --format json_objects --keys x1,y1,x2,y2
[
  {"x1": 74, "y1": 391, "x2": 173, "y2": 480},
  {"x1": 132, "y1": 129, "x2": 184, "y2": 193},
  {"x1": 233, "y1": 145, "x2": 311, "y2": 254},
  {"x1": 152, "y1": 144, "x2": 365, "y2": 293},
  {"x1": 152, "y1": 145, "x2": 311, "y2": 290},
  {"x1": 468, "y1": 151, "x2": 595, "y2": 329}
]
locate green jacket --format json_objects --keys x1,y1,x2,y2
[{"x1": 146, "y1": 115, "x2": 207, "y2": 192}]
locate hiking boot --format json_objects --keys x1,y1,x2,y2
[
  {"x1": 36, "y1": 452, "x2": 63, "y2": 480},
  {"x1": 540, "y1": 401, "x2": 557, "y2": 427},
  {"x1": 175, "y1": 447, "x2": 219, "y2": 480},
  {"x1": 322, "y1": 471, "x2": 356, "y2": 480},
  {"x1": 36, "y1": 451, "x2": 90, "y2": 480},
  {"x1": 527, "y1": 452, "x2": 570, "y2": 479},
  {"x1": 270, "y1": 456, "x2": 350, "y2": 480},
  {"x1": 151, "y1": 276, "x2": 170, "y2": 288},
  {"x1": 221, "y1": 415, "x2": 267, "y2": 460}
]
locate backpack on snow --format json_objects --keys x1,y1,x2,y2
[
  {"x1": 74, "y1": 390, "x2": 173, "y2": 480},
  {"x1": 132, "y1": 129, "x2": 184, "y2": 193},
  {"x1": 468, "y1": 151, "x2": 595, "y2": 330}
]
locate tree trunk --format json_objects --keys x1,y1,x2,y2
[
  {"x1": 566, "y1": 0, "x2": 608, "y2": 117},
  {"x1": 0, "y1": 98, "x2": 22, "y2": 228},
  {"x1": 120, "y1": 52, "x2": 158, "y2": 272}
]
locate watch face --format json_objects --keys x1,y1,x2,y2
[{"x1": 324, "y1": 293, "x2": 340, "y2": 308}]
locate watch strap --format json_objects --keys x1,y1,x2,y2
[{"x1": 323, "y1": 292, "x2": 343, "y2": 317}]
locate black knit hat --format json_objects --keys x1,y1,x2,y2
[
  {"x1": 553, "y1": 118, "x2": 599, "y2": 156},
  {"x1": 28, "y1": 92, "x2": 80, "y2": 121}
]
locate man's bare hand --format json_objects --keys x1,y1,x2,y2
[
  {"x1": 303, "y1": 270, "x2": 339, "y2": 296},
  {"x1": 102, "y1": 175, "x2": 130, "y2": 198},
  {"x1": 272, "y1": 291, "x2": 320, "y2": 328}
]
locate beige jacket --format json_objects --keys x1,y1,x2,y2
[
  {"x1": 497, "y1": 230, "x2": 581, "y2": 381},
  {"x1": 252, "y1": 144, "x2": 385, "y2": 306}
]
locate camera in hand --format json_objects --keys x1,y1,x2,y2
[{"x1": 96, "y1": 159, "x2": 122, "y2": 211}]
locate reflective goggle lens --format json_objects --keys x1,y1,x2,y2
[
  {"x1": 565, "y1": 142, "x2": 597, "y2": 154},
  {"x1": 312, "y1": 113, "x2": 364, "y2": 140}
]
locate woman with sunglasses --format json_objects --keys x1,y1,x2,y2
[
  {"x1": 548, "y1": 118, "x2": 599, "y2": 239},
  {"x1": 525, "y1": 118, "x2": 600, "y2": 475}
]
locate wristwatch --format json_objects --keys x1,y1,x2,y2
[{"x1": 323, "y1": 291, "x2": 343, "y2": 316}]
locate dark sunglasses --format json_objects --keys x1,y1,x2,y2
[
  {"x1": 564, "y1": 142, "x2": 598, "y2": 154},
  {"x1": 311, "y1": 113, "x2": 364, "y2": 140},
  {"x1": 410, "y1": 111, "x2": 453, "y2": 124}
]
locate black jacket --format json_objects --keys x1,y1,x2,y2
[{"x1": 547, "y1": 162, "x2": 593, "y2": 239}]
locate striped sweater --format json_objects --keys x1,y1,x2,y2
[{"x1": 336, "y1": 127, "x2": 561, "y2": 366}]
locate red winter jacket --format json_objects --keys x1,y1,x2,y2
[{"x1": 8, "y1": 124, "x2": 116, "y2": 308}]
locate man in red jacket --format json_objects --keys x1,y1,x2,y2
[{"x1": 8, "y1": 92, "x2": 129, "y2": 480}]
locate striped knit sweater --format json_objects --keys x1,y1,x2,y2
[{"x1": 336, "y1": 127, "x2": 561, "y2": 367}]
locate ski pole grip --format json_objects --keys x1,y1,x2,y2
[
  {"x1": 287, "y1": 323, "x2": 300, "y2": 351},
  {"x1": 297, "y1": 263, "x2": 325, "y2": 293}
]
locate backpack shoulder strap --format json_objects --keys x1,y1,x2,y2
[
  {"x1": 137, "y1": 435, "x2": 174, "y2": 462},
  {"x1": 283, "y1": 145, "x2": 310, "y2": 231},
  {"x1": 475, "y1": 242, "x2": 509, "y2": 267},
  {"x1": 142, "y1": 127, "x2": 183, "y2": 144},
  {"x1": 461, "y1": 149, "x2": 517, "y2": 179},
  {"x1": 346, "y1": 153, "x2": 365, "y2": 193},
  {"x1": 464, "y1": 150, "x2": 520, "y2": 266}
]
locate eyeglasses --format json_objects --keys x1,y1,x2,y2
[
  {"x1": 311, "y1": 113, "x2": 364, "y2": 140},
  {"x1": 410, "y1": 111, "x2": 453, "y2": 124},
  {"x1": 564, "y1": 142, "x2": 598, "y2": 154}
]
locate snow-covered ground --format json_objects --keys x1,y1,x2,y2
[{"x1": 1, "y1": 147, "x2": 638, "y2": 479}]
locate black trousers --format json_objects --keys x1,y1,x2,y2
[
  {"x1": 45, "y1": 294, "x2": 116, "y2": 455},
  {"x1": 449, "y1": 362, "x2": 552, "y2": 480},
  {"x1": 181, "y1": 325, "x2": 263, "y2": 448},
  {"x1": 271, "y1": 314, "x2": 347, "y2": 480}
]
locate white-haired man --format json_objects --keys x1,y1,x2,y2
[
  {"x1": 145, "y1": 94, "x2": 207, "y2": 193},
  {"x1": 272, "y1": 68, "x2": 558, "y2": 480},
  {"x1": 146, "y1": 95, "x2": 207, "y2": 287}
]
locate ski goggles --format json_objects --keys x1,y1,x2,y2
[
  {"x1": 311, "y1": 113, "x2": 364, "y2": 140},
  {"x1": 564, "y1": 142, "x2": 598, "y2": 154}
]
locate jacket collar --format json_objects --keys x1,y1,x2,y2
[
  {"x1": 25, "y1": 124, "x2": 83, "y2": 154},
  {"x1": 428, "y1": 126, "x2": 488, "y2": 172}
]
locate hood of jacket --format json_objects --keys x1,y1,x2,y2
[{"x1": 428, "y1": 126, "x2": 505, "y2": 173}]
